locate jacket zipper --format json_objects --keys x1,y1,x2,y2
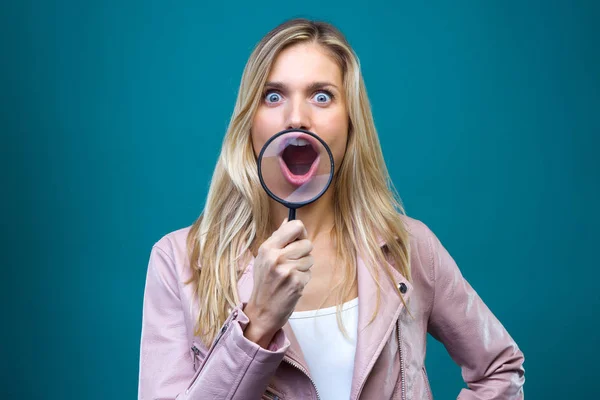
[
  {"x1": 191, "y1": 345, "x2": 201, "y2": 371},
  {"x1": 397, "y1": 321, "x2": 406, "y2": 400},
  {"x1": 263, "y1": 388, "x2": 280, "y2": 400},
  {"x1": 214, "y1": 322, "x2": 229, "y2": 345},
  {"x1": 185, "y1": 312, "x2": 236, "y2": 395},
  {"x1": 283, "y1": 357, "x2": 320, "y2": 400}
]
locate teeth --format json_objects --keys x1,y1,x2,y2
[{"x1": 289, "y1": 137, "x2": 310, "y2": 146}]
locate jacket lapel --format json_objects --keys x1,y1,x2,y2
[{"x1": 349, "y1": 251, "x2": 413, "y2": 400}]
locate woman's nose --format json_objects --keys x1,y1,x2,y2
[{"x1": 286, "y1": 99, "x2": 312, "y2": 130}]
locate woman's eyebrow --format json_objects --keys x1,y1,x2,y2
[
  {"x1": 306, "y1": 81, "x2": 339, "y2": 92},
  {"x1": 264, "y1": 81, "x2": 340, "y2": 92}
]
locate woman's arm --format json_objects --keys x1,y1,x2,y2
[
  {"x1": 138, "y1": 243, "x2": 289, "y2": 400},
  {"x1": 425, "y1": 227, "x2": 525, "y2": 400}
]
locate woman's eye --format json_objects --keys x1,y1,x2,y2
[
  {"x1": 313, "y1": 91, "x2": 332, "y2": 103},
  {"x1": 265, "y1": 92, "x2": 282, "y2": 103}
]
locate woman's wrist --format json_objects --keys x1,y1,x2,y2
[
  {"x1": 242, "y1": 303, "x2": 276, "y2": 349},
  {"x1": 243, "y1": 322, "x2": 276, "y2": 349}
]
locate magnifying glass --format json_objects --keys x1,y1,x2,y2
[{"x1": 257, "y1": 128, "x2": 334, "y2": 221}]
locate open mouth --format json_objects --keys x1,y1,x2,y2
[{"x1": 278, "y1": 133, "x2": 321, "y2": 186}]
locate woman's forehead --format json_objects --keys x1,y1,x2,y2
[{"x1": 267, "y1": 42, "x2": 343, "y2": 86}]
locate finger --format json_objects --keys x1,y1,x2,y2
[
  {"x1": 272, "y1": 220, "x2": 308, "y2": 248},
  {"x1": 292, "y1": 254, "x2": 314, "y2": 272},
  {"x1": 283, "y1": 239, "x2": 313, "y2": 260},
  {"x1": 261, "y1": 218, "x2": 293, "y2": 249},
  {"x1": 295, "y1": 269, "x2": 312, "y2": 287}
]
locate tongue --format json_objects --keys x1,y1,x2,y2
[{"x1": 283, "y1": 145, "x2": 315, "y2": 175}]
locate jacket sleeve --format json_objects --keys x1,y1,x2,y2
[
  {"x1": 138, "y1": 243, "x2": 290, "y2": 400},
  {"x1": 425, "y1": 228, "x2": 525, "y2": 400}
]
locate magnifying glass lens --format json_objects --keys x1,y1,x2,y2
[{"x1": 258, "y1": 129, "x2": 334, "y2": 220}]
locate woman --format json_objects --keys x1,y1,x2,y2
[{"x1": 138, "y1": 18, "x2": 525, "y2": 400}]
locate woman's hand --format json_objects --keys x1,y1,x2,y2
[{"x1": 243, "y1": 219, "x2": 314, "y2": 348}]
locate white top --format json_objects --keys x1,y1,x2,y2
[{"x1": 288, "y1": 297, "x2": 359, "y2": 400}]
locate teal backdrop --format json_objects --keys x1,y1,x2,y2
[{"x1": 2, "y1": 0, "x2": 598, "y2": 398}]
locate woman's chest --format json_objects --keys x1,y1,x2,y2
[{"x1": 293, "y1": 246, "x2": 358, "y2": 312}]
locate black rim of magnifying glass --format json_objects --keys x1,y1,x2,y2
[{"x1": 257, "y1": 128, "x2": 335, "y2": 210}]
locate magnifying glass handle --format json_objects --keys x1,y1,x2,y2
[{"x1": 288, "y1": 208, "x2": 296, "y2": 221}]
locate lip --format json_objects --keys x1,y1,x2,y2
[{"x1": 277, "y1": 133, "x2": 321, "y2": 187}]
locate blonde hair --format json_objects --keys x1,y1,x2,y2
[{"x1": 187, "y1": 18, "x2": 411, "y2": 347}]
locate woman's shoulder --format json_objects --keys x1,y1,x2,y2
[
  {"x1": 397, "y1": 214, "x2": 440, "y2": 282},
  {"x1": 399, "y1": 214, "x2": 436, "y2": 246},
  {"x1": 149, "y1": 225, "x2": 194, "y2": 279},
  {"x1": 153, "y1": 225, "x2": 192, "y2": 249}
]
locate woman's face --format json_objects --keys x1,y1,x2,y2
[{"x1": 251, "y1": 42, "x2": 349, "y2": 181}]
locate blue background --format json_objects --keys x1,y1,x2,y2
[{"x1": 2, "y1": 0, "x2": 598, "y2": 398}]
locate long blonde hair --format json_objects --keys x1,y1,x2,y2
[{"x1": 187, "y1": 18, "x2": 411, "y2": 347}]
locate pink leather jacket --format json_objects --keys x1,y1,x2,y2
[{"x1": 138, "y1": 215, "x2": 525, "y2": 399}]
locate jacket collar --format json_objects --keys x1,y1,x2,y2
[{"x1": 236, "y1": 240, "x2": 413, "y2": 397}]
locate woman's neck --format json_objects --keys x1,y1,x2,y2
[{"x1": 270, "y1": 187, "x2": 335, "y2": 242}]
